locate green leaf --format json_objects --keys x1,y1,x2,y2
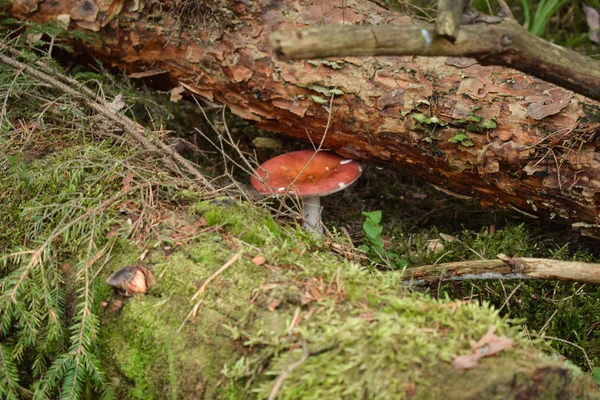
[
  {"x1": 448, "y1": 133, "x2": 474, "y2": 147},
  {"x1": 481, "y1": 119, "x2": 497, "y2": 129},
  {"x1": 362, "y1": 210, "x2": 382, "y2": 224},
  {"x1": 592, "y1": 367, "x2": 600, "y2": 385},
  {"x1": 311, "y1": 95, "x2": 328, "y2": 104},
  {"x1": 412, "y1": 113, "x2": 429, "y2": 124},
  {"x1": 363, "y1": 220, "x2": 383, "y2": 241}
]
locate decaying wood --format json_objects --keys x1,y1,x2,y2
[
  {"x1": 436, "y1": 0, "x2": 468, "y2": 41},
  {"x1": 405, "y1": 253, "x2": 600, "y2": 284},
  {"x1": 270, "y1": 20, "x2": 600, "y2": 102},
  {"x1": 7, "y1": 0, "x2": 600, "y2": 232}
]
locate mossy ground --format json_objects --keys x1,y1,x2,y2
[
  {"x1": 97, "y1": 199, "x2": 598, "y2": 399},
  {"x1": 1, "y1": 77, "x2": 599, "y2": 400}
]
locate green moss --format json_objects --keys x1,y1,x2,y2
[
  {"x1": 193, "y1": 200, "x2": 283, "y2": 246},
  {"x1": 99, "y1": 201, "x2": 600, "y2": 399}
]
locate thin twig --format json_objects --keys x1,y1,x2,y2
[
  {"x1": 497, "y1": 282, "x2": 522, "y2": 313},
  {"x1": 190, "y1": 251, "x2": 242, "y2": 301},
  {"x1": 177, "y1": 299, "x2": 204, "y2": 333},
  {"x1": 531, "y1": 334, "x2": 594, "y2": 371},
  {"x1": 268, "y1": 341, "x2": 310, "y2": 400}
]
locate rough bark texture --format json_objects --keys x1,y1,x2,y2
[
  {"x1": 270, "y1": 20, "x2": 600, "y2": 101},
  {"x1": 8, "y1": 0, "x2": 600, "y2": 230}
]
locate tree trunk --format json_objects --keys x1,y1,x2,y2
[{"x1": 8, "y1": 0, "x2": 600, "y2": 230}]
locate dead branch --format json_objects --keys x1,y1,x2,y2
[
  {"x1": 404, "y1": 253, "x2": 600, "y2": 284},
  {"x1": 270, "y1": 19, "x2": 600, "y2": 102},
  {"x1": 436, "y1": 0, "x2": 469, "y2": 40}
]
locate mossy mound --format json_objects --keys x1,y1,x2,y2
[{"x1": 100, "y1": 201, "x2": 600, "y2": 399}]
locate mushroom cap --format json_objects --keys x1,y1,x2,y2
[
  {"x1": 106, "y1": 266, "x2": 138, "y2": 287},
  {"x1": 251, "y1": 150, "x2": 362, "y2": 197},
  {"x1": 106, "y1": 266, "x2": 148, "y2": 294}
]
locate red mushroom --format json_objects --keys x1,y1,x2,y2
[{"x1": 251, "y1": 150, "x2": 363, "y2": 234}]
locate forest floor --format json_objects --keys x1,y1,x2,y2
[{"x1": 2, "y1": 4, "x2": 600, "y2": 398}]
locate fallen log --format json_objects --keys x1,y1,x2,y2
[{"x1": 6, "y1": 0, "x2": 600, "y2": 232}]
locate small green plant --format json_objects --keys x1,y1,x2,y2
[
  {"x1": 360, "y1": 211, "x2": 408, "y2": 270},
  {"x1": 448, "y1": 132, "x2": 474, "y2": 147},
  {"x1": 521, "y1": 0, "x2": 568, "y2": 37}
]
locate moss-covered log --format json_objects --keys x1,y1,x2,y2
[{"x1": 101, "y1": 200, "x2": 600, "y2": 399}]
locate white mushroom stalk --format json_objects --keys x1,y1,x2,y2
[{"x1": 303, "y1": 196, "x2": 323, "y2": 234}]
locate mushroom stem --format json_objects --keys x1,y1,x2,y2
[{"x1": 303, "y1": 196, "x2": 323, "y2": 234}]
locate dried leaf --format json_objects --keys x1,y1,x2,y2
[
  {"x1": 584, "y1": 5, "x2": 600, "y2": 44},
  {"x1": 439, "y1": 233, "x2": 456, "y2": 242},
  {"x1": 122, "y1": 173, "x2": 134, "y2": 191},
  {"x1": 108, "y1": 93, "x2": 126, "y2": 114},
  {"x1": 267, "y1": 298, "x2": 282, "y2": 311},
  {"x1": 56, "y1": 14, "x2": 71, "y2": 29},
  {"x1": 252, "y1": 255, "x2": 266, "y2": 265},
  {"x1": 14, "y1": 0, "x2": 42, "y2": 13},
  {"x1": 451, "y1": 354, "x2": 481, "y2": 370},
  {"x1": 170, "y1": 86, "x2": 185, "y2": 103},
  {"x1": 426, "y1": 239, "x2": 444, "y2": 253},
  {"x1": 451, "y1": 325, "x2": 514, "y2": 370},
  {"x1": 26, "y1": 33, "x2": 43, "y2": 45},
  {"x1": 105, "y1": 224, "x2": 122, "y2": 239},
  {"x1": 260, "y1": 283, "x2": 279, "y2": 291},
  {"x1": 130, "y1": 69, "x2": 168, "y2": 78}
]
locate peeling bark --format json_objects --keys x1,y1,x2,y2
[{"x1": 7, "y1": 0, "x2": 600, "y2": 231}]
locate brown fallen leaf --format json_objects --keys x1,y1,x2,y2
[
  {"x1": 584, "y1": 5, "x2": 600, "y2": 44},
  {"x1": 107, "y1": 93, "x2": 126, "y2": 114},
  {"x1": 252, "y1": 255, "x2": 266, "y2": 265},
  {"x1": 105, "y1": 223, "x2": 122, "y2": 239},
  {"x1": 267, "y1": 298, "x2": 282, "y2": 311},
  {"x1": 426, "y1": 239, "x2": 444, "y2": 254},
  {"x1": 170, "y1": 85, "x2": 185, "y2": 103},
  {"x1": 122, "y1": 173, "x2": 134, "y2": 191},
  {"x1": 451, "y1": 325, "x2": 514, "y2": 370},
  {"x1": 129, "y1": 69, "x2": 168, "y2": 79}
]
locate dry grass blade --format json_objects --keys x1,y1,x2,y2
[
  {"x1": 268, "y1": 341, "x2": 310, "y2": 400},
  {"x1": 190, "y1": 251, "x2": 242, "y2": 301}
]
